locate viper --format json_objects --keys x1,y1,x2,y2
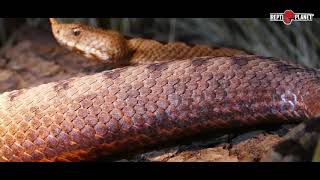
[{"x1": 0, "y1": 18, "x2": 318, "y2": 162}]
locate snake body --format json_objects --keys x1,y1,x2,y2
[
  {"x1": 49, "y1": 18, "x2": 247, "y2": 66},
  {"x1": 0, "y1": 19, "x2": 319, "y2": 162}
]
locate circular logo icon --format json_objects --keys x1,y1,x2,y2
[{"x1": 283, "y1": 10, "x2": 295, "y2": 25}]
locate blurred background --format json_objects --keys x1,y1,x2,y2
[{"x1": 0, "y1": 18, "x2": 319, "y2": 67}]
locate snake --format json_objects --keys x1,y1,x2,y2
[
  {"x1": 0, "y1": 18, "x2": 319, "y2": 162},
  {"x1": 48, "y1": 18, "x2": 247, "y2": 66}
]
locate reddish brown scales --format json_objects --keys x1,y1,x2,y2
[
  {"x1": 49, "y1": 18, "x2": 248, "y2": 66},
  {"x1": 0, "y1": 18, "x2": 315, "y2": 162},
  {"x1": 0, "y1": 55, "x2": 319, "y2": 161}
]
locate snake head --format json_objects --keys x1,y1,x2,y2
[{"x1": 49, "y1": 18, "x2": 130, "y2": 65}]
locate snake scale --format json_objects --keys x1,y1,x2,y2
[{"x1": 0, "y1": 18, "x2": 319, "y2": 162}]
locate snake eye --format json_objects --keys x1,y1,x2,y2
[{"x1": 72, "y1": 28, "x2": 81, "y2": 36}]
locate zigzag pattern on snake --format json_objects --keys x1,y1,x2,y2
[{"x1": 0, "y1": 19, "x2": 319, "y2": 162}]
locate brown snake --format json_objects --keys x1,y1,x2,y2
[{"x1": 0, "y1": 19, "x2": 319, "y2": 162}]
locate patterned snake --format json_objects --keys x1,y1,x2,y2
[{"x1": 0, "y1": 18, "x2": 319, "y2": 162}]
